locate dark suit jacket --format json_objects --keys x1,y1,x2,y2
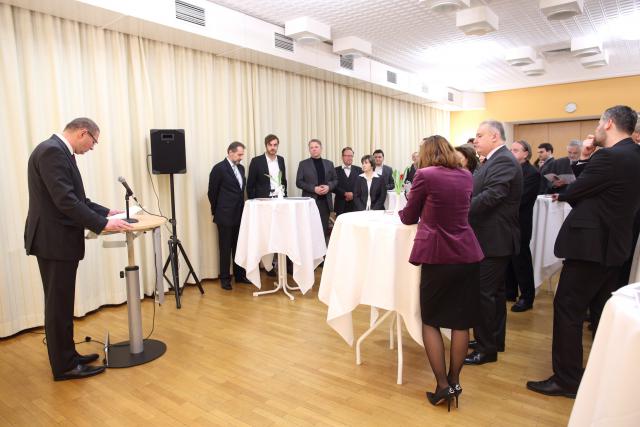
[
  {"x1": 399, "y1": 166, "x2": 483, "y2": 264},
  {"x1": 24, "y1": 135, "x2": 108, "y2": 261},
  {"x1": 404, "y1": 165, "x2": 416, "y2": 183},
  {"x1": 353, "y1": 174, "x2": 386, "y2": 211},
  {"x1": 520, "y1": 162, "x2": 542, "y2": 243},
  {"x1": 295, "y1": 158, "x2": 338, "y2": 211},
  {"x1": 333, "y1": 165, "x2": 362, "y2": 215},
  {"x1": 377, "y1": 164, "x2": 394, "y2": 190},
  {"x1": 538, "y1": 156, "x2": 556, "y2": 194},
  {"x1": 541, "y1": 156, "x2": 574, "y2": 194},
  {"x1": 555, "y1": 138, "x2": 640, "y2": 266},
  {"x1": 208, "y1": 158, "x2": 246, "y2": 226},
  {"x1": 246, "y1": 154, "x2": 287, "y2": 199},
  {"x1": 470, "y1": 145, "x2": 523, "y2": 257}
]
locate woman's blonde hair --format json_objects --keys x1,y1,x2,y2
[{"x1": 418, "y1": 135, "x2": 460, "y2": 169}]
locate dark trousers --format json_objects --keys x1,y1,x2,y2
[
  {"x1": 473, "y1": 256, "x2": 509, "y2": 355},
  {"x1": 217, "y1": 223, "x2": 246, "y2": 283},
  {"x1": 505, "y1": 240, "x2": 535, "y2": 304},
  {"x1": 316, "y1": 198, "x2": 330, "y2": 236},
  {"x1": 335, "y1": 200, "x2": 355, "y2": 216},
  {"x1": 552, "y1": 260, "x2": 620, "y2": 391},
  {"x1": 37, "y1": 257, "x2": 80, "y2": 377}
]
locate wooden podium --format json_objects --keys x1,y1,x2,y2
[{"x1": 103, "y1": 214, "x2": 167, "y2": 368}]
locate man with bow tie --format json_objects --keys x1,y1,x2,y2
[
  {"x1": 208, "y1": 142, "x2": 251, "y2": 290},
  {"x1": 333, "y1": 147, "x2": 362, "y2": 216}
]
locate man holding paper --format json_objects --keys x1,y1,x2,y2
[
  {"x1": 527, "y1": 105, "x2": 640, "y2": 398},
  {"x1": 25, "y1": 118, "x2": 132, "y2": 381},
  {"x1": 541, "y1": 140, "x2": 582, "y2": 194}
]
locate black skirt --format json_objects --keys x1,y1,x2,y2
[{"x1": 420, "y1": 263, "x2": 480, "y2": 330}]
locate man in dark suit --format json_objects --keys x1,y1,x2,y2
[
  {"x1": 527, "y1": 105, "x2": 640, "y2": 398},
  {"x1": 536, "y1": 142, "x2": 555, "y2": 194},
  {"x1": 372, "y1": 149, "x2": 394, "y2": 190},
  {"x1": 506, "y1": 140, "x2": 541, "y2": 312},
  {"x1": 541, "y1": 140, "x2": 581, "y2": 194},
  {"x1": 296, "y1": 139, "x2": 338, "y2": 236},
  {"x1": 208, "y1": 141, "x2": 250, "y2": 290},
  {"x1": 333, "y1": 147, "x2": 362, "y2": 216},
  {"x1": 246, "y1": 134, "x2": 287, "y2": 199},
  {"x1": 465, "y1": 120, "x2": 523, "y2": 365},
  {"x1": 25, "y1": 118, "x2": 132, "y2": 381}
]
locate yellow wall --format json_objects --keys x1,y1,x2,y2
[{"x1": 450, "y1": 75, "x2": 640, "y2": 146}]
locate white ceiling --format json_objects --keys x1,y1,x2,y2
[{"x1": 208, "y1": 0, "x2": 640, "y2": 92}]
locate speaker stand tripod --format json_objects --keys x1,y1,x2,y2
[{"x1": 162, "y1": 173, "x2": 204, "y2": 308}]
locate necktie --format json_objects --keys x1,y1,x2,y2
[
  {"x1": 71, "y1": 154, "x2": 77, "y2": 167},
  {"x1": 232, "y1": 164, "x2": 242, "y2": 189}
]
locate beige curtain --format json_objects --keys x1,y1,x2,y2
[{"x1": 0, "y1": 4, "x2": 449, "y2": 337}]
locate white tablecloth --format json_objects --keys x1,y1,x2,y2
[
  {"x1": 568, "y1": 283, "x2": 640, "y2": 427},
  {"x1": 235, "y1": 198, "x2": 326, "y2": 294},
  {"x1": 318, "y1": 211, "x2": 423, "y2": 346},
  {"x1": 383, "y1": 190, "x2": 408, "y2": 211},
  {"x1": 530, "y1": 195, "x2": 572, "y2": 289}
]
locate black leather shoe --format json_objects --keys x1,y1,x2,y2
[
  {"x1": 526, "y1": 377, "x2": 576, "y2": 398},
  {"x1": 221, "y1": 281, "x2": 232, "y2": 290},
  {"x1": 235, "y1": 276, "x2": 252, "y2": 284},
  {"x1": 511, "y1": 299, "x2": 533, "y2": 312},
  {"x1": 506, "y1": 295, "x2": 517, "y2": 302},
  {"x1": 468, "y1": 340, "x2": 478, "y2": 350},
  {"x1": 464, "y1": 351, "x2": 497, "y2": 365},
  {"x1": 54, "y1": 364, "x2": 105, "y2": 381},
  {"x1": 77, "y1": 353, "x2": 99, "y2": 364}
]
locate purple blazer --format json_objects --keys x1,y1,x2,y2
[{"x1": 399, "y1": 166, "x2": 484, "y2": 265}]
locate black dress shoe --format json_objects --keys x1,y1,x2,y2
[
  {"x1": 76, "y1": 353, "x2": 99, "y2": 364},
  {"x1": 221, "y1": 281, "x2": 232, "y2": 290},
  {"x1": 506, "y1": 295, "x2": 517, "y2": 302},
  {"x1": 464, "y1": 351, "x2": 497, "y2": 365},
  {"x1": 235, "y1": 276, "x2": 252, "y2": 284},
  {"x1": 526, "y1": 377, "x2": 576, "y2": 398},
  {"x1": 511, "y1": 299, "x2": 533, "y2": 312},
  {"x1": 468, "y1": 340, "x2": 478, "y2": 350},
  {"x1": 54, "y1": 364, "x2": 105, "y2": 381}
]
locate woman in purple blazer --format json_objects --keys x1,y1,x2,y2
[{"x1": 399, "y1": 135, "x2": 484, "y2": 411}]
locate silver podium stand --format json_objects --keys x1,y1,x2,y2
[{"x1": 107, "y1": 215, "x2": 167, "y2": 368}]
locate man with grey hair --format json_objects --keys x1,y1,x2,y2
[
  {"x1": 632, "y1": 112, "x2": 640, "y2": 144},
  {"x1": 465, "y1": 120, "x2": 523, "y2": 365},
  {"x1": 505, "y1": 140, "x2": 541, "y2": 312},
  {"x1": 541, "y1": 139, "x2": 582, "y2": 194},
  {"x1": 527, "y1": 105, "x2": 640, "y2": 398},
  {"x1": 25, "y1": 117, "x2": 133, "y2": 380}
]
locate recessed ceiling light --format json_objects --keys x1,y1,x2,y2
[
  {"x1": 456, "y1": 6, "x2": 499, "y2": 36},
  {"x1": 522, "y1": 59, "x2": 546, "y2": 76},
  {"x1": 580, "y1": 51, "x2": 609, "y2": 68},
  {"x1": 284, "y1": 17, "x2": 331, "y2": 44},
  {"x1": 571, "y1": 35, "x2": 603, "y2": 57},
  {"x1": 539, "y1": 0, "x2": 583, "y2": 21},
  {"x1": 505, "y1": 47, "x2": 538, "y2": 66},
  {"x1": 419, "y1": 0, "x2": 470, "y2": 14}
]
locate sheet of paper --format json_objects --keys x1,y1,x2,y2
[{"x1": 107, "y1": 206, "x2": 141, "y2": 219}]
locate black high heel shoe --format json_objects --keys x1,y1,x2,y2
[
  {"x1": 426, "y1": 386, "x2": 455, "y2": 412},
  {"x1": 449, "y1": 383, "x2": 462, "y2": 408}
]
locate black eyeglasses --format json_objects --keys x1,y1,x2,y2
[{"x1": 86, "y1": 131, "x2": 98, "y2": 145}]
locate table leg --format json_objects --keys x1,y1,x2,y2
[
  {"x1": 253, "y1": 253, "x2": 300, "y2": 300},
  {"x1": 389, "y1": 315, "x2": 395, "y2": 350},
  {"x1": 153, "y1": 227, "x2": 164, "y2": 305},
  {"x1": 356, "y1": 310, "x2": 394, "y2": 365},
  {"x1": 396, "y1": 312, "x2": 403, "y2": 385}
]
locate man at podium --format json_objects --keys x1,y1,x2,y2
[{"x1": 24, "y1": 117, "x2": 132, "y2": 381}]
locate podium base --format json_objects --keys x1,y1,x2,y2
[{"x1": 107, "y1": 339, "x2": 166, "y2": 368}]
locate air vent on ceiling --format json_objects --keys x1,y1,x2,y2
[
  {"x1": 175, "y1": 0, "x2": 205, "y2": 26},
  {"x1": 340, "y1": 55, "x2": 354, "y2": 70},
  {"x1": 447, "y1": 92, "x2": 455, "y2": 102},
  {"x1": 274, "y1": 33, "x2": 294, "y2": 52},
  {"x1": 386, "y1": 70, "x2": 397, "y2": 84}
]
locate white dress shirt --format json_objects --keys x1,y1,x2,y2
[
  {"x1": 227, "y1": 158, "x2": 243, "y2": 189},
  {"x1": 342, "y1": 164, "x2": 352, "y2": 178},
  {"x1": 266, "y1": 154, "x2": 280, "y2": 190},
  {"x1": 486, "y1": 144, "x2": 506, "y2": 160}
]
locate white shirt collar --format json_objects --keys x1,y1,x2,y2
[
  {"x1": 486, "y1": 143, "x2": 505, "y2": 160},
  {"x1": 227, "y1": 157, "x2": 238, "y2": 168},
  {"x1": 265, "y1": 153, "x2": 278, "y2": 163},
  {"x1": 343, "y1": 164, "x2": 351, "y2": 169},
  {"x1": 55, "y1": 133, "x2": 73, "y2": 156}
]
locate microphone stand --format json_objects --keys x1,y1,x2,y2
[{"x1": 124, "y1": 190, "x2": 139, "y2": 224}]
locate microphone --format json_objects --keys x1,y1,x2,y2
[{"x1": 117, "y1": 176, "x2": 134, "y2": 197}]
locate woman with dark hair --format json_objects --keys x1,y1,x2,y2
[
  {"x1": 454, "y1": 143, "x2": 479, "y2": 174},
  {"x1": 354, "y1": 155, "x2": 385, "y2": 211},
  {"x1": 399, "y1": 136, "x2": 484, "y2": 411}
]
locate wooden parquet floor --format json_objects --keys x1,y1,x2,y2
[{"x1": 0, "y1": 270, "x2": 588, "y2": 426}]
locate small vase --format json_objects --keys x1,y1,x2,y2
[{"x1": 276, "y1": 185, "x2": 284, "y2": 199}]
